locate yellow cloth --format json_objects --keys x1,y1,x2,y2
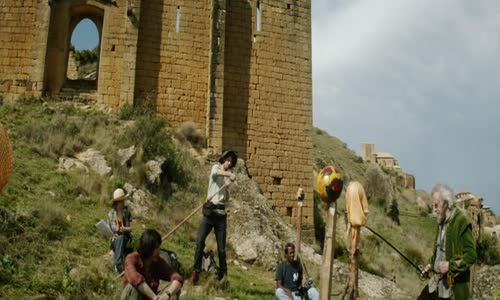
[{"x1": 346, "y1": 181, "x2": 369, "y2": 227}]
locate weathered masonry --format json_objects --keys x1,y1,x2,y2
[{"x1": 0, "y1": 0, "x2": 314, "y2": 236}]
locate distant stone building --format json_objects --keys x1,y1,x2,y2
[
  {"x1": 0, "y1": 0, "x2": 314, "y2": 236},
  {"x1": 455, "y1": 191, "x2": 497, "y2": 240},
  {"x1": 375, "y1": 152, "x2": 401, "y2": 170},
  {"x1": 361, "y1": 143, "x2": 376, "y2": 162},
  {"x1": 361, "y1": 144, "x2": 415, "y2": 189}
]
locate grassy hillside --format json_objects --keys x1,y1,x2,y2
[
  {"x1": 1, "y1": 99, "x2": 495, "y2": 299},
  {"x1": 0, "y1": 99, "x2": 274, "y2": 299}
]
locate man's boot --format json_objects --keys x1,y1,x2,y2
[{"x1": 187, "y1": 271, "x2": 199, "y2": 285}]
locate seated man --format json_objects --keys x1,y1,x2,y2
[
  {"x1": 275, "y1": 243, "x2": 319, "y2": 300},
  {"x1": 121, "y1": 229, "x2": 183, "y2": 300}
]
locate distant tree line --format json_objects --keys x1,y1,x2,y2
[{"x1": 69, "y1": 44, "x2": 99, "y2": 66}]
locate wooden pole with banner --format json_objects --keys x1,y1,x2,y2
[
  {"x1": 320, "y1": 201, "x2": 337, "y2": 300},
  {"x1": 316, "y1": 165, "x2": 343, "y2": 300}
]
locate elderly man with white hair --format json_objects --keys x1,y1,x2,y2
[{"x1": 418, "y1": 184, "x2": 477, "y2": 300}]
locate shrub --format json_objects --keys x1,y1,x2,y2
[
  {"x1": 37, "y1": 205, "x2": 69, "y2": 241},
  {"x1": 477, "y1": 234, "x2": 500, "y2": 265},
  {"x1": 118, "y1": 114, "x2": 189, "y2": 197},
  {"x1": 0, "y1": 254, "x2": 18, "y2": 284},
  {"x1": 175, "y1": 122, "x2": 206, "y2": 150},
  {"x1": 363, "y1": 164, "x2": 392, "y2": 207},
  {"x1": 118, "y1": 103, "x2": 135, "y2": 120}
]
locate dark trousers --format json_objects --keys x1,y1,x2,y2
[
  {"x1": 417, "y1": 285, "x2": 451, "y2": 300},
  {"x1": 193, "y1": 214, "x2": 227, "y2": 276}
]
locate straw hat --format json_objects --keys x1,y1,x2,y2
[
  {"x1": 0, "y1": 124, "x2": 13, "y2": 193},
  {"x1": 112, "y1": 188, "x2": 128, "y2": 203}
]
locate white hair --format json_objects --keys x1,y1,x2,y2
[{"x1": 431, "y1": 183, "x2": 455, "y2": 206}]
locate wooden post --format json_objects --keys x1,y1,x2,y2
[
  {"x1": 342, "y1": 227, "x2": 360, "y2": 299},
  {"x1": 296, "y1": 202, "x2": 303, "y2": 259},
  {"x1": 320, "y1": 202, "x2": 337, "y2": 300},
  {"x1": 295, "y1": 188, "x2": 304, "y2": 260}
]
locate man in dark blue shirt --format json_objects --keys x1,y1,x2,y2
[{"x1": 275, "y1": 243, "x2": 319, "y2": 300}]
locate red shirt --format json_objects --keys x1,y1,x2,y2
[{"x1": 123, "y1": 252, "x2": 183, "y2": 293}]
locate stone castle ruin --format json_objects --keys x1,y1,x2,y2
[
  {"x1": 0, "y1": 0, "x2": 314, "y2": 235},
  {"x1": 455, "y1": 191, "x2": 496, "y2": 240}
]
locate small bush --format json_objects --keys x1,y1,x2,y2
[
  {"x1": 118, "y1": 103, "x2": 135, "y2": 120},
  {"x1": 363, "y1": 164, "x2": 392, "y2": 207},
  {"x1": 37, "y1": 205, "x2": 69, "y2": 241},
  {"x1": 477, "y1": 234, "x2": 500, "y2": 265},
  {"x1": 124, "y1": 115, "x2": 172, "y2": 161},
  {"x1": 0, "y1": 254, "x2": 18, "y2": 284}
]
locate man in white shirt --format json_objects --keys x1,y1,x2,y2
[{"x1": 187, "y1": 151, "x2": 237, "y2": 284}]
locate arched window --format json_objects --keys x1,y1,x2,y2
[{"x1": 67, "y1": 18, "x2": 100, "y2": 88}]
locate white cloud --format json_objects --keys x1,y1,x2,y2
[{"x1": 312, "y1": 0, "x2": 500, "y2": 213}]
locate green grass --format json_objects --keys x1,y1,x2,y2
[{"x1": 0, "y1": 99, "x2": 279, "y2": 299}]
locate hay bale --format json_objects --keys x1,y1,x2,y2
[{"x1": 0, "y1": 124, "x2": 13, "y2": 192}]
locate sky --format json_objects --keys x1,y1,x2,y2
[
  {"x1": 71, "y1": 19, "x2": 99, "y2": 50},
  {"x1": 312, "y1": 0, "x2": 500, "y2": 214},
  {"x1": 71, "y1": 2, "x2": 500, "y2": 213}
]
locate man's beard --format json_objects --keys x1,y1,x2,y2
[{"x1": 432, "y1": 209, "x2": 448, "y2": 224}]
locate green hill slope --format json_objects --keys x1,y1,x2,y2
[{"x1": 1, "y1": 99, "x2": 495, "y2": 299}]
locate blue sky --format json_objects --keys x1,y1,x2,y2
[
  {"x1": 71, "y1": 19, "x2": 99, "y2": 50},
  {"x1": 71, "y1": 2, "x2": 499, "y2": 214}
]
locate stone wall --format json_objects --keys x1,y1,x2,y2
[
  {"x1": 66, "y1": 51, "x2": 79, "y2": 80},
  {"x1": 135, "y1": 0, "x2": 211, "y2": 132},
  {"x1": 224, "y1": 0, "x2": 314, "y2": 232},
  {"x1": 0, "y1": 0, "x2": 37, "y2": 98}
]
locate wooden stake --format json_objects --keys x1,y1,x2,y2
[
  {"x1": 320, "y1": 202, "x2": 337, "y2": 300},
  {"x1": 342, "y1": 227, "x2": 360, "y2": 300}
]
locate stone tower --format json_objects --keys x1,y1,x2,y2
[
  {"x1": 0, "y1": 0, "x2": 314, "y2": 237},
  {"x1": 361, "y1": 143, "x2": 375, "y2": 162}
]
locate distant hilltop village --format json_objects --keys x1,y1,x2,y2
[
  {"x1": 362, "y1": 144, "x2": 497, "y2": 236},
  {"x1": 361, "y1": 143, "x2": 415, "y2": 190},
  {"x1": 455, "y1": 191, "x2": 497, "y2": 238}
]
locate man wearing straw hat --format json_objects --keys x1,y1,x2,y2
[
  {"x1": 109, "y1": 188, "x2": 133, "y2": 273},
  {"x1": 187, "y1": 150, "x2": 238, "y2": 284}
]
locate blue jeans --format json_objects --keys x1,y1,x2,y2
[
  {"x1": 193, "y1": 214, "x2": 227, "y2": 277},
  {"x1": 112, "y1": 235, "x2": 129, "y2": 273},
  {"x1": 275, "y1": 287, "x2": 320, "y2": 300}
]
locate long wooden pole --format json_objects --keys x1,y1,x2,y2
[
  {"x1": 115, "y1": 183, "x2": 230, "y2": 280},
  {"x1": 295, "y1": 188, "x2": 304, "y2": 260},
  {"x1": 161, "y1": 183, "x2": 229, "y2": 241},
  {"x1": 320, "y1": 202, "x2": 337, "y2": 300}
]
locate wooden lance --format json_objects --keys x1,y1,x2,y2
[{"x1": 320, "y1": 201, "x2": 337, "y2": 300}]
